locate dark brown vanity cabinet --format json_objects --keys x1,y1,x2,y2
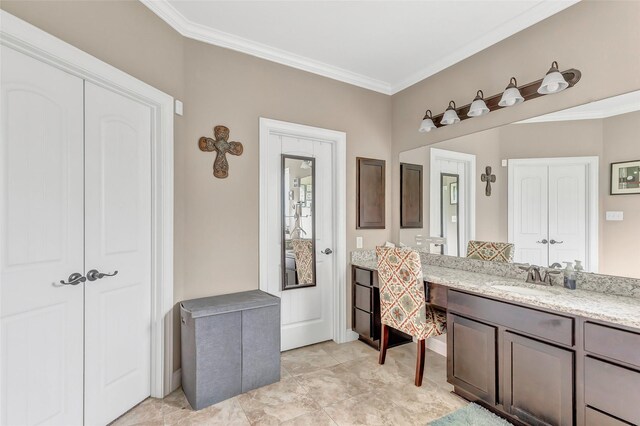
[
  {"x1": 351, "y1": 266, "x2": 412, "y2": 350},
  {"x1": 447, "y1": 290, "x2": 576, "y2": 426},
  {"x1": 503, "y1": 332, "x2": 574, "y2": 426},
  {"x1": 447, "y1": 314, "x2": 497, "y2": 405}
]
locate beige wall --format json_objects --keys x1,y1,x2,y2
[
  {"x1": 391, "y1": 0, "x2": 640, "y2": 240},
  {"x1": 601, "y1": 112, "x2": 640, "y2": 278},
  {"x1": 1, "y1": 0, "x2": 393, "y2": 376}
]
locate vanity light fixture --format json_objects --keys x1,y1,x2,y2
[
  {"x1": 498, "y1": 77, "x2": 524, "y2": 107},
  {"x1": 417, "y1": 65, "x2": 581, "y2": 133},
  {"x1": 467, "y1": 90, "x2": 490, "y2": 117},
  {"x1": 418, "y1": 110, "x2": 437, "y2": 132},
  {"x1": 538, "y1": 61, "x2": 569, "y2": 95},
  {"x1": 441, "y1": 101, "x2": 460, "y2": 125}
]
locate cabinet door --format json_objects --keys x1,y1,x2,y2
[
  {"x1": 503, "y1": 331, "x2": 574, "y2": 426},
  {"x1": 447, "y1": 314, "x2": 497, "y2": 404}
]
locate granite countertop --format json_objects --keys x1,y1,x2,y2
[{"x1": 351, "y1": 258, "x2": 640, "y2": 330}]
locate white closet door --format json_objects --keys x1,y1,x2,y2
[
  {"x1": 1, "y1": 46, "x2": 84, "y2": 425},
  {"x1": 548, "y1": 164, "x2": 587, "y2": 268},
  {"x1": 511, "y1": 165, "x2": 549, "y2": 266},
  {"x1": 84, "y1": 82, "x2": 152, "y2": 425}
]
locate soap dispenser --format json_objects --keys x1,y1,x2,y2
[
  {"x1": 563, "y1": 262, "x2": 576, "y2": 290},
  {"x1": 574, "y1": 260, "x2": 584, "y2": 272}
]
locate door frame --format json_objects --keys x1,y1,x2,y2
[
  {"x1": 0, "y1": 11, "x2": 175, "y2": 397},
  {"x1": 430, "y1": 148, "x2": 476, "y2": 256},
  {"x1": 258, "y1": 118, "x2": 349, "y2": 344},
  {"x1": 507, "y1": 156, "x2": 599, "y2": 272}
]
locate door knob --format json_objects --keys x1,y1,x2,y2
[
  {"x1": 321, "y1": 248, "x2": 333, "y2": 255},
  {"x1": 86, "y1": 269, "x2": 119, "y2": 282},
  {"x1": 536, "y1": 239, "x2": 548, "y2": 244},
  {"x1": 549, "y1": 239, "x2": 564, "y2": 245},
  {"x1": 60, "y1": 272, "x2": 86, "y2": 286}
]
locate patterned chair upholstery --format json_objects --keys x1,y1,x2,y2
[
  {"x1": 291, "y1": 239, "x2": 314, "y2": 284},
  {"x1": 466, "y1": 240, "x2": 514, "y2": 263},
  {"x1": 376, "y1": 246, "x2": 447, "y2": 386}
]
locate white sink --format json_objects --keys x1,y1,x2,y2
[{"x1": 491, "y1": 284, "x2": 549, "y2": 297}]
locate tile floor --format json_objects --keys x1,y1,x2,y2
[{"x1": 112, "y1": 340, "x2": 467, "y2": 425}]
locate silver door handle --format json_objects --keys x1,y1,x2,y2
[
  {"x1": 549, "y1": 239, "x2": 563, "y2": 245},
  {"x1": 86, "y1": 269, "x2": 118, "y2": 282},
  {"x1": 321, "y1": 248, "x2": 333, "y2": 255},
  {"x1": 536, "y1": 239, "x2": 548, "y2": 244},
  {"x1": 60, "y1": 272, "x2": 86, "y2": 286}
]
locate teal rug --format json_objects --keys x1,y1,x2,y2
[{"x1": 429, "y1": 404, "x2": 512, "y2": 425}]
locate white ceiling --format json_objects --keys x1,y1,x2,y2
[{"x1": 142, "y1": 0, "x2": 578, "y2": 95}]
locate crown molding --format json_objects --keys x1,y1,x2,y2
[
  {"x1": 140, "y1": 0, "x2": 392, "y2": 94},
  {"x1": 142, "y1": 0, "x2": 578, "y2": 96},
  {"x1": 390, "y1": 0, "x2": 580, "y2": 94}
]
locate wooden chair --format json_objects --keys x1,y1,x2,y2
[
  {"x1": 466, "y1": 240, "x2": 514, "y2": 263},
  {"x1": 376, "y1": 246, "x2": 447, "y2": 386}
]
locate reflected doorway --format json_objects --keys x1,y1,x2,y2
[{"x1": 440, "y1": 173, "x2": 460, "y2": 256}]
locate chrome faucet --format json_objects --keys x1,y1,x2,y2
[{"x1": 517, "y1": 264, "x2": 563, "y2": 286}]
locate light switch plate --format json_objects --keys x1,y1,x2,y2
[
  {"x1": 356, "y1": 236, "x2": 363, "y2": 249},
  {"x1": 175, "y1": 99, "x2": 183, "y2": 116},
  {"x1": 606, "y1": 211, "x2": 624, "y2": 221},
  {"x1": 501, "y1": 159, "x2": 508, "y2": 167}
]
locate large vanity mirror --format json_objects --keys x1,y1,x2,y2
[
  {"x1": 399, "y1": 90, "x2": 640, "y2": 279},
  {"x1": 282, "y1": 155, "x2": 316, "y2": 290}
]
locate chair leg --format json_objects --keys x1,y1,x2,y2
[
  {"x1": 415, "y1": 339, "x2": 425, "y2": 386},
  {"x1": 379, "y1": 324, "x2": 389, "y2": 365}
]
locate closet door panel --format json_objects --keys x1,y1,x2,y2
[
  {"x1": 0, "y1": 46, "x2": 84, "y2": 426},
  {"x1": 511, "y1": 165, "x2": 549, "y2": 266},
  {"x1": 548, "y1": 164, "x2": 587, "y2": 269},
  {"x1": 84, "y1": 82, "x2": 152, "y2": 425}
]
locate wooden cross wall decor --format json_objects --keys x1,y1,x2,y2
[
  {"x1": 481, "y1": 166, "x2": 496, "y2": 196},
  {"x1": 198, "y1": 125, "x2": 244, "y2": 178}
]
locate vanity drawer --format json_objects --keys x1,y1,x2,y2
[
  {"x1": 354, "y1": 284, "x2": 372, "y2": 313},
  {"x1": 584, "y1": 356, "x2": 640, "y2": 425},
  {"x1": 354, "y1": 268, "x2": 373, "y2": 286},
  {"x1": 448, "y1": 290, "x2": 574, "y2": 346},
  {"x1": 584, "y1": 322, "x2": 640, "y2": 368},
  {"x1": 585, "y1": 407, "x2": 629, "y2": 426},
  {"x1": 353, "y1": 308, "x2": 373, "y2": 339}
]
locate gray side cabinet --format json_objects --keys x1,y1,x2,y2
[{"x1": 181, "y1": 290, "x2": 281, "y2": 410}]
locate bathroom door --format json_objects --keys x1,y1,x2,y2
[{"x1": 263, "y1": 130, "x2": 335, "y2": 351}]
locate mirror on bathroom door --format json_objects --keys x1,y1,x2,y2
[
  {"x1": 398, "y1": 89, "x2": 640, "y2": 279},
  {"x1": 441, "y1": 173, "x2": 460, "y2": 257},
  {"x1": 282, "y1": 155, "x2": 316, "y2": 290}
]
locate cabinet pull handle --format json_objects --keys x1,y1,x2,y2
[{"x1": 60, "y1": 272, "x2": 86, "y2": 286}]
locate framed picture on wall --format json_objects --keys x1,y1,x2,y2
[
  {"x1": 611, "y1": 160, "x2": 640, "y2": 195},
  {"x1": 450, "y1": 182, "x2": 458, "y2": 204}
]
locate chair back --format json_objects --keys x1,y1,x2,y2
[
  {"x1": 376, "y1": 246, "x2": 428, "y2": 338},
  {"x1": 466, "y1": 240, "x2": 514, "y2": 263}
]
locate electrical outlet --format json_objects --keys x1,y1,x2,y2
[{"x1": 356, "y1": 236, "x2": 363, "y2": 249}]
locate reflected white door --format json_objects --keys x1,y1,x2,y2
[
  {"x1": 510, "y1": 164, "x2": 549, "y2": 266},
  {"x1": 84, "y1": 82, "x2": 152, "y2": 425},
  {"x1": 264, "y1": 133, "x2": 334, "y2": 351},
  {"x1": 1, "y1": 46, "x2": 85, "y2": 425},
  {"x1": 548, "y1": 164, "x2": 587, "y2": 267},
  {"x1": 509, "y1": 159, "x2": 593, "y2": 270}
]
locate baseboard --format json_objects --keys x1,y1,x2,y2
[
  {"x1": 426, "y1": 336, "x2": 447, "y2": 357},
  {"x1": 343, "y1": 328, "x2": 359, "y2": 343},
  {"x1": 171, "y1": 368, "x2": 181, "y2": 392}
]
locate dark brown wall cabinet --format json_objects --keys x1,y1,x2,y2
[
  {"x1": 356, "y1": 158, "x2": 385, "y2": 229},
  {"x1": 400, "y1": 163, "x2": 423, "y2": 228}
]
